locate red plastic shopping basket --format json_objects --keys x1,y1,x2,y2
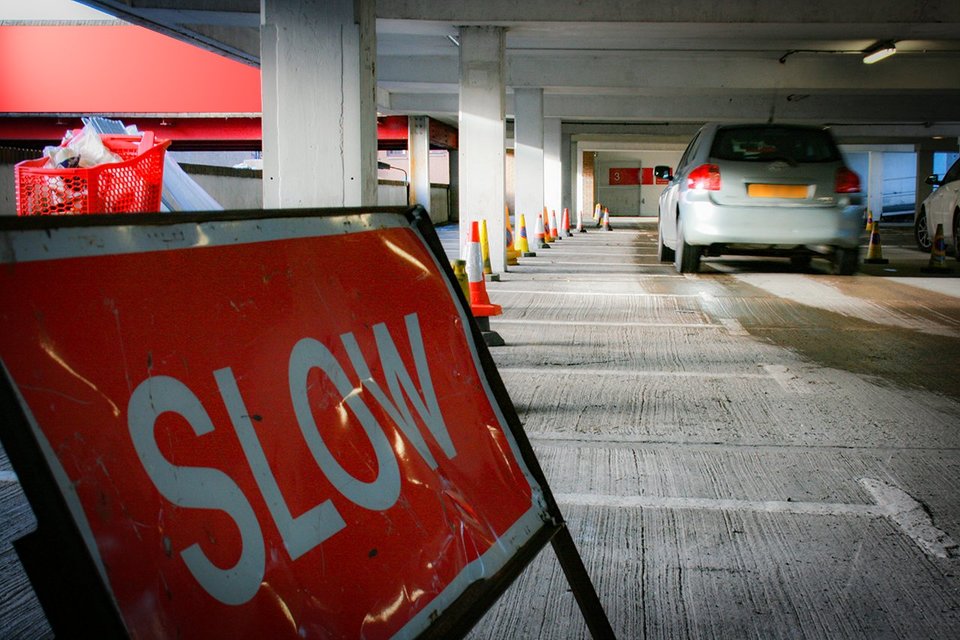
[{"x1": 15, "y1": 131, "x2": 170, "y2": 216}]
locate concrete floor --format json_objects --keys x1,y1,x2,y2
[
  {"x1": 446, "y1": 218, "x2": 960, "y2": 639},
  {"x1": 2, "y1": 217, "x2": 959, "y2": 638}
]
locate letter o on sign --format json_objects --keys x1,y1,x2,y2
[{"x1": 289, "y1": 338, "x2": 402, "y2": 511}]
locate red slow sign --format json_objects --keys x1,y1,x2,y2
[{"x1": 0, "y1": 214, "x2": 546, "y2": 638}]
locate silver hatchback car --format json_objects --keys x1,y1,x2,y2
[{"x1": 656, "y1": 123, "x2": 865, "y2": 274}]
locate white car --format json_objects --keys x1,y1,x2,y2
[
  {"x1": 914, "y1": 156, "x2": 960, "y2": 256},
  {"x1": 656, "y1": 123, "x2": 865, "y2": 274}
]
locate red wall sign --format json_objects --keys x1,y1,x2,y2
[
  {"x1": 0, "y1": 212, "x2": 547, "y2": 638},
  {"x1": 608, "y1": 167, "x2": 641, "y2": 185}
]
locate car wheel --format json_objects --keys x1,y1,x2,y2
[
  {"x1": 833, "y1": 246, "x2": 859, "y2": 275},
  {"x1": 915, "y1": 208, "x2": 932, "y2": 252},
  {"x1": 674, "y1": 215, "x2": 701, "y2": 274},
  {"x1": 790, "y1": 254, "x2": 812, "y2": 269},
  {"x1": 658, "y1": 223, "x2": 675, "y2": 262},
  {"x1": 954, "y1": 210, "x2": 960, "y2": 260}
]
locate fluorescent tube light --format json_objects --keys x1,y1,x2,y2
[{"x1": 863, "y1": 42, "x2": 896, "y2": 64}]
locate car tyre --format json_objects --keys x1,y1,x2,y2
[
  {"x1": 915, "y1": 208, "x2": 932, "y2": 252},
  {"x1": 674, "y1": 215, "x2": 701, "y2": 274},
  {"x1": 954, "y1": 211, "x2": 960, "y2": 261},
  {"x1": 658, "y1": 223, "x2": 675, "y2": 262},
  {"x1": 833, "y1": 246, "x2": 859, "y2": 275}
]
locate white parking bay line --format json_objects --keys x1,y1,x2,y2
[
  {"x1": 762, "y1": 364, "x2": 807, "y2": 394},
  {"x1": 555, "y1": 493, "x2": 882, "y2": 517},
  {"x1": 491, "y1": 319, "x2": 722, "y2": 329},
  {"x1": 860, "y1": 478, "x2": 959, "y2": 558},
  {"x1": 719, "y1": 318, "x2": 750, "y2": 336},
  {"x1": 491, "y1": 289, "x2": 698, "y2": 298},
  {"x1": 526, "y1": 260, "x2": 664, "y2": 267},
  {"x1": 542, "y1": 251, "x2": 655, "y2": 258},
  {"x1": 501, "y1": 367, "x2": 769, "y2": 381}
]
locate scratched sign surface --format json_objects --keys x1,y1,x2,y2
[{"x1": 0, "y1": 212, "x2": 547, "y2": 639}]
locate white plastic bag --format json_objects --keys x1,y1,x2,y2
[
  {"x1": 47, "y1": 125, "x2": 122, "y2": 169},
  {"x1": 43, "y1": 145, "x2": 79, "y2": 169}
]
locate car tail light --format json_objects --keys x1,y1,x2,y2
[
  {"x1": 688, "y1": 164, "x2": 721, "y2": 191},
  {"x1": 835, "y1": 167, "x2": 861, "y2": 193}
]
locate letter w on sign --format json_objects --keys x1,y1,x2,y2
[{"x1": 0, "y1": 207, "x2": 614, "y2": 639}]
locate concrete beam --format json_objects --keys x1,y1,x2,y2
[
  {"x1": 376, "y1": 0, "x2": 960, "y2": 23},
  {"x1": 386, "y1": 91, "x2": 960, "y2": 129},
  {"x1": 378, "y1": 52, "x2": 960, "y2": 93}
]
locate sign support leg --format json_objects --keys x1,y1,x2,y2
[{"x1": 551, "y1": 526, "x2": 616, "y2": 639}]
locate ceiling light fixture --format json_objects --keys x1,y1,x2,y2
[
  {"x1": 447, "y1": 35, "x2": 460, "y2": 47},
  {"x1": 863, "y1": 41, "x2": 897, "y2": 64}
]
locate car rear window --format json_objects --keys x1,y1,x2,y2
[{"x1": 709, "y1": 126, "x2": 840, "y2": 163}]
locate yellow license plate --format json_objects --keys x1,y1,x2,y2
[{"x1": 748, "y1": 184, "x2": 809, "y2": 199}]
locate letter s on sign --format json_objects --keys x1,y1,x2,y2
[{"x1": 128, "y1": 376, "x2": 265, "y2": 605}]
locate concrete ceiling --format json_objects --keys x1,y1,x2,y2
[{"x1": 78, "y1": 0, "x2": 960, "y2": 143}]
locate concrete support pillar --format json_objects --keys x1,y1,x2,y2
[
  {"x1": 458, "y1": 26, "x2": 506, "y2": 272},
  {"x1": 561, "y1": 128, "x2": 572, "y2": 217},
  {"x1": 544, "y1": 117, "x2": 562, "y2": 223},
  {"x1": 408, "y1": 115, "x2": 431, "y2": 212},
  {"x1": 261, "y1": 0, "x2": 376, "y2": 208},
  {"x1": 867, "y1": 151, "x2": 884, "y2": 219},
  {"x1": 448, "y1": 149, "x2": 460, "y2": 222},
  {"x1": 515, "y1": 88, "x2": 545, "y2": 243}
]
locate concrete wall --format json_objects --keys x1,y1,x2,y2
[
  {"x1": 179, "y1": 163, "x2": 263, "y2": 209},
  {"x1": 595, "y1": 150, "x2": 680, "y2": 216},
  {"x1": 3, "y1": 153, "x2": 449, "y2": 220}
]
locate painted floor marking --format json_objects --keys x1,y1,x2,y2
[
  {"x1": 556, "y1": 480, "x2": 958, "y2": 559},
  {"x1": 0, "y1": 470, "x2": 19, "y2": 484},
  {"x1": 719, "y1": 318, "x2": 750, "y2": 336},
  {"x1": 490, "y1": 289, "x2": 699, "y2": 298},
  {"x1": 860, "y1": 478, "x2": 958, "y2": 558},
  {"x1": 491, "y1": 319, "x2": 723, "y2": 329},
  {"x1": 527, "y1": 432, "x2": 960, "y2": 454},
  {"x1": 535, "y1": 251, "x2": 659, "y2": 258},
  {"x1": 884, "y1": 277, "x2": 960, "y2": 300},
  {"x1": 555, "y1": 493, "x2": 882, "y2": 518},
  {"x1": 762, "y1": 364, "x2": 806, "y2": 393},
  {"x1": 733, "y1": 273, "x2": 960, "y2": 337},
  {"x1": 524, "y1": 260, "x2": 667, "y2": 268},
  {"x1": 501, "y1": 366, "x2": 770, "y2": 381}
]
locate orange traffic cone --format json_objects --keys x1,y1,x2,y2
[
  {"x1": 479, "y1": 219, "x2": 501, "y2": 280},
  {"x1": 535, "y1": 213, "x2": 551, "y2": 249},
  {"x1": 922, "y1": 223, "x2": 954, "y2": 273},
  {"x1": 467, "y1": 221, "x2": 504, "y2": 346},
  {"x1": 505, "y1": 207, "x2": 520, "y2": 266},
  {"x1": 543, "y1": 207, "x2": 555, "y2": 242},
  {"x1": 602, "y1": 207, "x2": 612, "y2": 231},
  {"x1": 466, "y1": 221, "x2": 502, "y2": 317},
  {"x1": 577, "y1": 207, "x2": 587, "y2": 233},
  {"x1": 550, "y1": 209, "x2": 561, "y2": 241},
  {"x1": 864, "y1": 208, "x2": 874, "y2": 231},
  {"x1": 863, "y1": 220, "x2": 888, "y2": 264},
  {"x1": 517, "y1": 213, "x2": 536, "y2": 257},
  {"x1": 562, "y1": 207, "x2": 573, "y2": 237},
  {"x1": 593, "y1": 203, "x2": 602, "y2": 227},
  {"x1": 450, "y1": 259, "x2": 469, "y2": 301}
]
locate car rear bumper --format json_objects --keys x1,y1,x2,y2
[{"x1": 680, "y1": 197, "x2": 864, "y2": 249}]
